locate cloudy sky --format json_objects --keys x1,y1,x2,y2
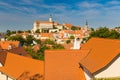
[{"x1": 0, "y1": 0, "x2": 120, "y2": 32}]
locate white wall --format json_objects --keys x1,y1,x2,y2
[
  {"x1": 0, "y1": 63, "x2": 3, "y2": 67},
  {"x1": 0, "y1": 72, "x2": 6, "y2": 80},
  {"x1": 8, "y1": 77, "x2": 14, "y2": 80},
  {"x1": 95, "y1": 55, "x2": 120, "y2": 78},
  {"x1": 39, "y1": 23, "x2": 53, "y2": 29},
  {"x1": 33, "y1": 23, "x2": 38, "y2": 32},
  {"x1": 0, "y1": 72, "x2": 14, "y2": 80},
  {"x1": 83, "y1": 68, "x2": 93, "y2": 80}
]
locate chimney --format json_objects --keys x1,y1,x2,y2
[{"x1": 73, "y1": 38, "x2": 82, "y2": 49}]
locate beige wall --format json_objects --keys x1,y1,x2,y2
[
  {"x1": 39, "y1": 23, "x2": 53, "y2": 29},
  {"x1": 83, "y1": 55, "x2": 120, "y2": 80},
  {"x1": 0, "y1": 63, "x2": 3, "y2": 67},
  {"x1": 33, "y1": 22, "x2": 53, "y2": 32},
  {"x1": 0, "y1": 72, "x2": 14, "y2": 80},
  {"x1": 95, "y1": 55, "x2": 120, "y2": 78},
  {"x1": 0, "y1": 72, "x2": 6, "y2": 80},
  {"x1": 33, "y1": 23, "x2": 39, "y2": 32}
]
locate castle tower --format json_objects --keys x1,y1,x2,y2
[{"x1": 49, "y1": 15, "x2": 53, "y2": 22}]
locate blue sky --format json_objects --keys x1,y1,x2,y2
[{"x1": 0, "y1": 0, "x2": 120, "y2": 32}]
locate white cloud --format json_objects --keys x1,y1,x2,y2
[
  {"x1": 78, "y1": 1, "x2": 102, "y2": 8},
  {"x1": 107, "y1": 1, "x2": 120, "y2": 5}
]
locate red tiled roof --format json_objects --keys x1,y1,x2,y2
[
  {"x1": 63, "y1": 23, "x2": 73, "y2": 28},
  {"x1": 0, "y1": 52, "x2": 44, "y2": 79},
  {"x1": 80, "y1": 38, "x2": 120, "y2": 73},
  {"x1": 0, "y1": 41, "x2": 19, "y2": 50},
  {"x1": 0, "y1": 51, "x2": 7, "y2": 66},
  {"x1": 40, "y1": 33, "x2": 53, "y2": 37},
  {"x1": 8, "y1": 47, "x2": 31, "y2": 57},
  {"x1": 45, "y1": 50, "x2": 90, "y2": 80},
  {"x1": 62, "y1": 43, "x2": 73, "y2": 49}
]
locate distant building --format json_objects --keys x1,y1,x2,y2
[{"x1": 32, "y1": 15, "x2": 58, "y2": 33}]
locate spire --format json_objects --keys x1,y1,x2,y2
[
  {"x1": 49, "y1": 14, "x2": 53, "y2": 22},
  {"x1": 86, "y1": 20, "x2": 88, "y2": 26},
  {"x1": 50, "y1": 14, "x2": 52, "y2": 18}
]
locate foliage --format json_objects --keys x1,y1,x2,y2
[
  {"x1": 40, "y1": 45, "x2": 50, "y2": 53},
  {"x1": 25, "y1": 35, "x2": 35, "y2": 45},
  {"x1": 92, "y1": 77, "x2": 120, "y2": 80},
  {"x1": 6, "y1": 30, "x2": 11, "y2": 36},
  {"x1": 69, "y1": 35, "x2": 75, "y2": 39},
  {"x1": 66, "y1": 39, "x2": 71, "y2": 44},
  {"x1": 43, "y1": 39, "x2": 55, "y2": 45},
  {"x1": 71, "y1": 26, "x2": 80, "y2": 30},
  {"x1": 7, "y1": 35, "x2": 25, "y2": 46},
  {"x1": 90, "y1": 27, "x2": 120, "y2": 39},
  {"x1": 17, "y1": 30, "x2": 23, "y2": 33},
  {"x1": 90, "y1": 27, "x2": 94, "y2": 31},
  {"x1": 25, "y1": 46, "x2": 44, "y2": 60},
  {"x1": 34, "y1": 39, "x2": 41, "y2": 45},
  {"x1": 25, "y1": 30, "x2": 31, "y2": 33},
  {"x1": 25, "y1": 39, "x2": 64, "y2": 60},
  {"x1": 11, "y1": 31, "x2": 16, "y2": 34},
  {"x1": 35, "y1": 29, "x2": 40, "y2": 33},
  {"x1": 52, "y1": 44, "x2": 65, "y2": 49}
]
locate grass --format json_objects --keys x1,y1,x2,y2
[{"x1": 92, "y1": 77, "x2": 120, "y2": 80}]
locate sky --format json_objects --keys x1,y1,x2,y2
[{"x1": 0, "y1": 0, "x2": 120, "y2": 32}]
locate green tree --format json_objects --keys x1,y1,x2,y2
[
  {"x1": 11, "y1": 31, "x2": 16, "y2": 34},
  {"x1": 26, "y1": 30, "x2": 31, "y2": 33},
  {"x1": 89, "y1": 27, "x2": 120, "y2": 39},
  {"x1": 90, "y1": 27, "x2": 110, "y2": 38},
  {"x1": 53, "y1": 44, "x2": 65, "y2": 49},
  {"x1": 66, "y1": 39, "x2": 71, "y2": 44},
  {"x1": 90, "y1": 27, "x2": 94, "y2": 31},
  {"x1": 44, "y1": 39, "x2": 55, "y2": 45},
  {"x1": 17, "y1": 30, "x2": 23, "y2": 33},
  {"x1": 71, "y1": 26, "x2": 80, "y2": 30},
  {"x1": 26, "y1": 35, "x2": 35, "y2": 45},
  {"x1": 7, "y1": 35, "x2": 25, "y2": 46},
  {"x1": 6, "y1": 30, "x2": 11, "y2": 36},
  {"x1": 109, "y1": 30, "x2": 120, "y2": 39},
  {"x1": 69, "y1": 35, "x2": 75, "y2": 39},
  {"x1": 35, "y1": 29, "x2": 40, "y2": 33}
]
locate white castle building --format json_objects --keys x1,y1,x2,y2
[{"x1": 32, "y1": 15, "x2": 59, "y2": 33}]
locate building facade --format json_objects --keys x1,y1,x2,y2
[{"x1": 32, "y1": 15, "x2": 58, "y2": 33}]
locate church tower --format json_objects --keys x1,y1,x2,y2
[
  {"x1": 49, "y1": 15, "x2": 53, "y2": 22},
  {"x1": 85, "y1": 20, "x2": 88, "y2": 28}
]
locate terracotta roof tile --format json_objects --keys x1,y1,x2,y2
[
  {"x1": 0, "y1": 41, "x2": 19, "y2": 50},
  {"x1": 0, "y1": 51, "x2": 7, "y2": 66},
  {"x1": 0, "y1": 52, "x2": 44, "y2": 79},
  {"x1": 62, "y1": 43, "x2": 73, "y2": 49},
  {"x1": 45, "y1": 50, "x2": 90, "y2": 80},
  {"x1": 8, "y1": 47, "x2": 31, "y2": 57},
  {"x1": 80, "y1": 38, "x2": 120, "y2": 73},
  {"x1": 63, "y1": 23, "x2": 73, "y2": 28},
  {"x1": 40, "y1": 33, "x2": 53, "y2": 37}
]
